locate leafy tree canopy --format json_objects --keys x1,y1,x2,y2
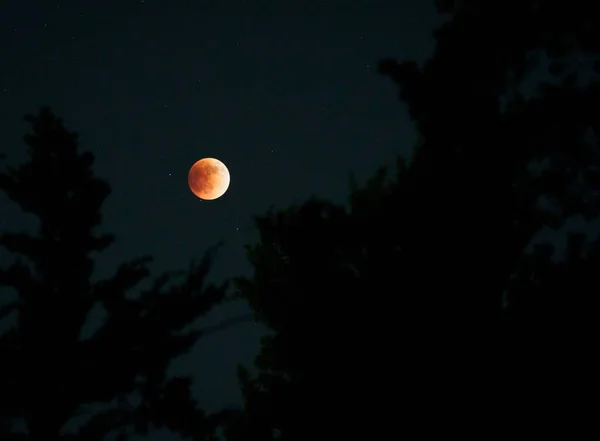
[{"x1": 224, "y1": 1, "x2": 600, "y2": 438}]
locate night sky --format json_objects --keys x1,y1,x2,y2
[{"x1": 1, "y1": 0, "x2": 439, "y2": 437}]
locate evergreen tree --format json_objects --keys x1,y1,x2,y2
[{"x1": 0, "y1": 107, "x2": 227, "y2": 440}]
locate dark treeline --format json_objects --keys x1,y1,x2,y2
[
  {"x1": 1, "y1": 0, "x2": 599, "y2": 439},
  {"x1": 0, "y1": 107, "x2": 229, "y2": 441}
]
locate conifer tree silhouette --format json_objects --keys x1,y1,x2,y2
[{"x1": 0, "y1": 107, "x2": 226, "y2": 441}]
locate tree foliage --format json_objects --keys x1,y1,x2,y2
[
  {"x1": 0, "y1": 107, "x2": 226, "y2": 440},
  {"x1": 225, "y1": 1, "x2": 600, "y2": 438}
]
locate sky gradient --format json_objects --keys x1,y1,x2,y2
[{"x1": 1, "y1": 1, "x2": 439, "y2": 437}]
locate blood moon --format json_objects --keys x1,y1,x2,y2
[{"x1": 188, "y1": 158, "x2": 230, "y2": 200}]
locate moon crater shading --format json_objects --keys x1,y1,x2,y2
[{"x1": 188, "y1": 158, "x2": 230, "y2": 200}]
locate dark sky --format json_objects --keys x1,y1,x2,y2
[{"x1": 1, "y1": 0, "x2": 439, "y2": 438}]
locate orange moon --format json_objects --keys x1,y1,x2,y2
[{"x1": 188, "y1": 158, "x2": 230, "y2": 200}]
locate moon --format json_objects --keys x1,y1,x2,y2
[{"x1": 188, "y1": 158, "x2": 230, "y2": 200}]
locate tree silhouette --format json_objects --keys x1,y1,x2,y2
[
  {"x1": 0, "y1": 107, "x2": 227, "y2": 441},
  {"x1": 224, "y1": 1, "x2": 600, "y2": 438},
  {"x1": 379, "y1": 1, "x2": 599, "y2": 427}
]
